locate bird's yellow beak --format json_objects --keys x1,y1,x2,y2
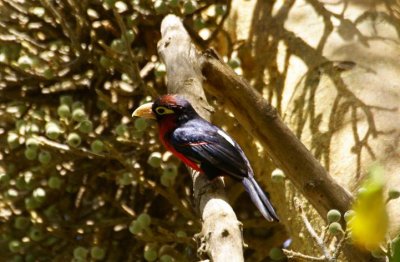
[{"x1": 132, "y1": 102, "x2": 155, "y2": 119}]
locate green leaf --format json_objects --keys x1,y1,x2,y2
[{"x1": 390, "y1": 235, "x2": 400, "y2": 262}]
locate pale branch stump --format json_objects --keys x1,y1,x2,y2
[
  {"x1": 200, "y1": 51, "x2": 381, "y2": 261},
  {"x1": 158, "y1": 15, "x2": 244, "y2": 261}
]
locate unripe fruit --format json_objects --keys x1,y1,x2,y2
[
  {"x1": 129, "y1": 220, "x2": 143, "y2": 234},
  {"x1": 134, "y1": 118, "x2": 148, "y2": 131},
  {"x1": 328, "y1": 222, "x2": 343, "y2": 235},
  {"x1": 90, "y1": 246, "x2": 105, "y2": 260},
  {"x1": 137, "y1": 213, "x2": 151, "y2": 228},
  {"x1": 7, "y1": 132, "x2": 20, "y2": 149},
  {"x1": 115, "y1": 124, "x2": 128, "y2": 137},
  {"x1": 24, "y1": 147, "x2": 37, "y2": 160},
  {"x1": 26, "y1": 138, "x2": 39, "y2": 150},
  {"x1": 110, "y1": 39, "x2": 124, "y2": 52},
  {"x1": 57, "y1": 104, "x2": 70, "y2": 118},
  {"x1": 67, "y1": 133, "x2": 81, "y2": 147},
  {"x1": 45, "y1": 122, "x2": 61, "y2": 140},
  {"x1": 72, "y1": 108, "x2": 86, "y2": 122},
  {"x1": 117, "y1": 172, "x2": 133, "y2": 186},
  {"x1": 344, "y1": 210, "x2": 355, "y2": 222},
  {"x1": 38, "y1": 150, "x2": 51, "y2": 165},
  {"x1": 60, "y1": 95, "x2": 73, "y2": 106},
  {"x1": 29, "y1": 226, "x2": 44, "y2": 241},
  {"x1": 160, "y1": 173, "x2": 174, "y2": 187},
  {"x1": 327, "y1": 209, "x2": 341, "y2": 223},
  {"x1": 162, "y1": 164, "x2": 177, "y2": 178},
  {"x1": 48, "y1": 176, "x2": 62, "y2": 189},
  {"x1": 33, "y1": 187, "x2": 46, "y2": 203},
  {"x1": 8, "y1": 240, "x2": 22, "y2": 253},
  {"x1": 271, "y1": 169, "x2": 285, "y2": 183},
  {"x1": 144, "y1": 247, "x2": 158, "y2": 262},
  {"x1": 269, "y1": 247, "x2": 285, "y2": 261},
  {"x1": 91, "y1": 140, "x2": 104, "y2": 153},
  {"x1": 175, "y1": 230, "x2": 187, "y2": 238},
  {"x1": 147, "y1": 152, "x2": 162, "y2": 168},
  {"x1": 388, "y1": 188, "x2": 400, "y2": 200},
  {"x1": 78, "y1": 120, "x2": 93, "y2": 133},
  {"x1": 14, "y1": 217, "x2": 30, "y2": 230},
  {"x1": 73, "y1": 246, "x2": 88, "y2": 260},
  {"x1": 72, "y1": 101, "x2": 85, "y2": 110}
]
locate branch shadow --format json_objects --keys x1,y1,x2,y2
[{"x1": 239, "y1": 0, "x2": 399, "y2": 180}]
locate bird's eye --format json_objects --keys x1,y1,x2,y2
[{"x1": 155, "y1": 106, "x2": 174, "y2": 115}]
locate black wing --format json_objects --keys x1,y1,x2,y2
[{"x1": 170, "y1": 119, "x2": 249, "y2": 180}]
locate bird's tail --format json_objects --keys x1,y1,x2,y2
[{"x1": 242, "y1": 176, "x2": 279, "y2": 222}]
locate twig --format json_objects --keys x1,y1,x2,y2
[
  {"x1": 283, "y1": 249, "x2": 326, "y2": 261},
  {"x1": 299, "y1": 204, "x2": 332, "y2": 260}
]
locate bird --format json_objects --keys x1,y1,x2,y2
[{"x1": 132, "y1": 95, "x2": 279, "y2": 221}]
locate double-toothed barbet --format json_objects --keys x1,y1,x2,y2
[{"x1": 132, "y1": 95, "x2": 279, "y2": 221}]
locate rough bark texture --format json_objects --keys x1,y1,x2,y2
[{"x1": 158, "y1": 15, "x2": 244, "y2": 261}]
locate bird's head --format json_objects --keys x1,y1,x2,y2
[{"x1": 132, "y1": 95, "x2": 198, "y2": 124}]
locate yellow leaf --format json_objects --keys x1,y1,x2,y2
[{"x1": 348, "y1": 165, "x2": 388, "y2": 250}]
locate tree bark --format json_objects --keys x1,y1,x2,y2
[
  {"x1": 200, "y1": 50, "x2": 380, "y2": 261},
  {"x1": 158, "y1": 15, "x2": 244, "y2": 261}
]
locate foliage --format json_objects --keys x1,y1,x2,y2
[{"x1": 0, "y1": 0, "x2": 287, "y2": 261}]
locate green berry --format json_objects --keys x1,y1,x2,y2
[
  {"x1": 90, "y1": 246, "x2": 105, "y2": 260},
  {"x1": 344, "y1": 210, "x2": 355, "y2": 222},
  {"x1": 100, "y1": 56, "x2": 112, "y2": 68},
  {"x1": 160, "y1": 173, "x2": 175, "y2": 187},
  {"x1": 183, "y1": 0, "x2": 197, "y2": 14},
  {"x1": 57, "y1": 104, "x2": 70, "y2": 118},
  {"x1": 91, "y1": 140, "x2": 104, "y2": 153},
  {"x1": 45, "y1": 122, "x2": 61, "y2": 140},
  {"x1": 175, "y1": 230, "x2": 187, "y2": 238},
  {"x1": 8, "y1": 240, "x2": 22, "y2": 253},
  {"x1": 328, "y1": 222, "x2": 343, "y2": 235},
  {"x1": 78, "y1": 119, "x2": 93, "y2": 133},
  {"x1": 269, "y1": 247, "x2": 285, "y2": 261},
  {"x1": 6, "y1": 188, "x2": 18, "y2": 199},
  {"x1": 134, "y1": 118, "x2": 148, "y2": 131},
  {"x1": 147, "y1": 152, "x2": 162, "y2": 168},
  {"x1": 67, "y1": 133, "x2": 81, "y2": 147},
  {"x1": 29, "y1": 226, "x2": 44, "y2": 241},
  {"x1": 117, "y1": 172, "x2": 133, "y2": 186},
  {"x1": 24, "y1": 147, "x2": 37, "y2": 160},
  {"x1": 144, "y1": 247, "x2": 158, "y2": 262},
  {"x1": 14, "y1": 217, "x2": 30, "y2": 230},
  {"x1": 388, "y1": 188, "x2": 400, "y2": 200},
  {"x1": 72, "y1": 101, "x2": 85, "y2": 110},
  {"x1": 115, "y1": 124, "x2": 128, "y2": 137},
  {"x1": 162, "y1": 164, "x2": 177, "y2": 178},
  {"x1": 137, "y1": 213, "x2": 151, "y2": 228},
  {"x1": 38, "y1": 150, "x2": 51, "y2": 165},
  {"x1": 33, "y1": 187, "x2": 46, "y2": 203},
  {"x1": 73, "y1": 246, "x2": 88, "y2": 260},
  {"x1": 60, "y1": 95, "x2": 73, "y2": 106},
  {"x1": 26, "y1": 137, "x2": 39, "y2": 149},
  {"x1": 327, "y1": 209, "x2": 341, "y2": 223},
  {"x1": 271, "y1": 169, "x2": 285, "y2": 183},
  {"x1": 129, "y1": 220, "x2": 143, "y2": 234},
  {"x1": 154, "y1": 0, "x2": 168, "y2": 14},
  {"x1": 160, "y1": 255, "x2": 174, "y2": 262},
  {"x1": 110, "y1": 39, "x2": 124, "y2": 52},
  {"x1": 48, "y1": 176, "x2": 62, "y2": 189},
  {"x1": 72, "y1": 108, "x2": 86, "y2": 122},
  {"x1": 8, "y1": 132, "x2": 20, "y2": 149}
]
